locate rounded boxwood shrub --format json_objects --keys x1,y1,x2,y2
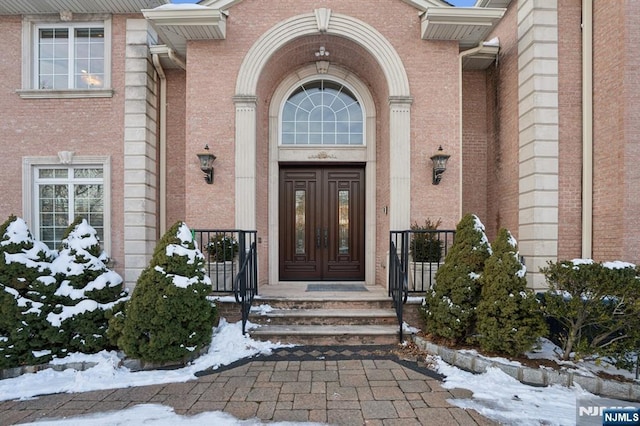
[
  {"x1": 476, "y1": 228, "x2": 547, "y2": 356},
  {"x1": 422, "y1": 213, "x2": 492, "y2": 344},
  {"x1": 114, "y1": 221, "x2": 217, "y2": 363}
]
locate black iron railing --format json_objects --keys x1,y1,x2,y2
[
  {"x1": 389, "y1": 229, "x2": 456, "y2": 341},
  {"x1": 193, "y1": 229, "x2": 257, "y2": 293},
  {"x1": 389, "y1": 233, "x2": 409, "y2": 342},
  {"x1": 193, "y1": 229, "x2": 258, "y2": 334},
  {"x1": 234, "y1": 236, "x2": 257, "y2": 335}
]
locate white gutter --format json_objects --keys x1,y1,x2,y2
[
  {"x1": 582, "y1": 0, "x2": 593, "y2": 258},
  {"x1": 458, "y1": 42, "x2": 497, "y2": 219},
  {"x1": 151, "y1": 52, "x2": 167, "y2": 235}
]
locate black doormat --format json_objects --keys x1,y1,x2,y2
[{"x1": 306, "y1": 283, "x2": 368, "y2": 292}]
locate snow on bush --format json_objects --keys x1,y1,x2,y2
[
  {"x1": 0, "y1": 215, "x2": 57, "y2": 367},
  {"x1": 541, "y1": 259, "x2": 640, "y2": 370},
  {"x1": 113, "y1": 221, "x2": 217, "y2": 363},
  {"x1": 44, "y1": 217, "x2": 129, "y2": 354},
  {"x1": 0, "y1": 216, "x2": 126, "y2": 368},
  {"x1": 476, "y1": 228, "x2": 547, "y2": 356},
  {"x1": 423, "y1": 213, "x2": 492, "y2": 344}
]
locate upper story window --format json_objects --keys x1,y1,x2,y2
[
  {"x1": 36, "y1": 24, "x2": 105, "y2": 90},
  {"x1": 20, "y1": 16, "x2": 112, "y2": 98},
  {"x1": 281, "y1": 80, "x2": 364, "y2": 146}
]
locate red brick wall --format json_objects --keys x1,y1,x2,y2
[
  {"x1": 165, "y1": 69, "x2": 186, "y2": 227},
  {"x1": 0, "y1": 14, "x2": 130, "y2": 274},
  {"x1": 461, "y1": 71, "x2": 488, "y2": 224},
  {"x1": 483, "y1": 3, "x2": 520, "y2": 243},
  {"x1": 621, "y1": 1, "x2": 640, "y2": 264},
  {"x1": 183, "y1": 0, "x2": 461, "y2": 284},
  {"x1": 557, "y1": 0, "x2": 584, "y2": 260},
  {"x1": 593, "y1": 2, "x2": 625, "y2": 261}
]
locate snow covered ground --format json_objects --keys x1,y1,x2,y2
[{"x1": 1, "y1": 317, "x2": 638, "y2": 425}]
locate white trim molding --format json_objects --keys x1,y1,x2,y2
[
  {"x1": 517, "y1": 0, "x2": 559, "y2": 290},
  {"x1": 268, "y1": 64, "x2": 377, "y2": 286},
  {"x1": 22, "y1": 155, "x2": 112, "y2": 254},
  {"x1": 234, "y1": 11, "x2": 412, "y2": 283}
]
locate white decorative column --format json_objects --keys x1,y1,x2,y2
[
  {"x1": 389, "y1": 96, "x2": 413, "y2": 231},
  {"x1": 517, "y1": 0, "x2": 559, "y2": 290},
  {"x1": 234, "y1": 95, "x2": 257, "y2": 230},
  {"x1": 123, "y1": 19, "x2": 159, "y2": 289}
]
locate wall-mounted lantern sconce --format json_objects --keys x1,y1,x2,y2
[
  {"x1": 430, "y1": 145, "x2": 450, "y2": 185},
  {"x1": 196, "y1": 145, "x2": 216, "y2": 184}
]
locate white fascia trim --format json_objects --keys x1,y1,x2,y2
[
  {"x1": 200, "y1": 0, "x2": 242, "y2": 11},
  {"x1": 142, "y1": 7, "x2": 225, "y2": 27},
  {"x1": 401, "y1": 0, "x2": 455, "y2": 13},
  {"x1": 422, "y1": 7, "x2": 506, "y2": 24}
]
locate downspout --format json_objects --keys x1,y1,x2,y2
[
  {"x1": 458, "y1": 43, "x2": 495, "y2": 219},
  {"x1": 152, "y1": 53, "x2": 167, "y2": 235},
  {"x1": 581, "y1": 0, "x2": 593, "y2": 259}
]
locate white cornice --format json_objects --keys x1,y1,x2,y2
[
  {"x1": 400, "y1": 0, "x2": 455, "y2": 13},
  {"x1": 421, "y1": 7, "x2": 506, "y2": 49},
  {"x1": 0, "y1": 0, "x2": 168, "y2": 15},
  {"x1": 142, "y1": 5, "x2": 226, "y2": 55}
]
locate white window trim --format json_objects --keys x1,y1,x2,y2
[
  {"x1": 19, "y1": 14, "x2": 113, "y2": 99},
  {"x1": 279, "y1": 75, "x2": 367, "y2": 147},
  {"x1": 22, "y1": 155, "x2": 112, "y2": 254}
]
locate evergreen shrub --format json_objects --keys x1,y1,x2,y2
[
  {"x1": 476, "y1": 228, "x2": 547, "y2": 356},
  {"x1": 0, "y1": 215, "x2": 56, "y2": 367},
  {"x1": 410, "y1": 218, "x2": 443, "y2": 263},
  {"x1": 541, "y1": 260, "x2": 640, "y2": 369},
  {"x1": 422, "y1": 213, "x2": 491, "y2": 344},
  {"x1": 46, "y1": 218, "x2": 129, "y2": 354},
  {"x1": 115, "y1": 221, "x2": 217, "y2": 363}
]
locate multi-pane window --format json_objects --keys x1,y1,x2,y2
[
  {"x1": 35, "y1": 166, "x2": 104, "y2": 249},
  {"x1": 282, "y1": 80, "x2": 364, "y2": 145},
  {"x1": 36, "y1": 23, "x2": 105, "y2": 90}
]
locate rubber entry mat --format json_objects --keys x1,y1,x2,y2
[{"x1": 306, "y1": 283, "x2": 368, "y2": 292}]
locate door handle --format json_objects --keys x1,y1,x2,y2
[
  {"x1": 324, "y1": 228, "x2": 328, "y2": 248},
  {"x1": 316, "y1": 228, "x2": 321, "y2": 248}
]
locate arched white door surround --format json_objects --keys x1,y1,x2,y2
[
  {"x1": 269, "y1": 64, "x2": 377, "y2": 285},
  {"x1": 234, "y1": 9, "x2": 412, "y2": 284}
]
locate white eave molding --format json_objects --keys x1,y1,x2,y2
[
  {"x1": 142, "y1": 5, "x2": 226, "y2": 56},
  {"x1": 461, "y1": 38, "x2": 500, "y2": 70},
  {"x1": 421, "y1": 7, "x2": 506, "y2": 49}
]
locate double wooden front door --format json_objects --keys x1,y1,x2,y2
[{"x1": 279, "y1": 166, "x2": 365, "y2": 281}]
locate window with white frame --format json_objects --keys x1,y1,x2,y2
[
  {"x1": 24, "y1": 157, "x2": 110, "y2": 251},
  {"x1": 21, "y1": 16, "x2": 112, "y2": 94},
  {"x1": 36, "y1": 24, "x2": 105, "y2": 89},
  {"x1": 281, "y1": 80, "x2": 364, "y2": 145}
]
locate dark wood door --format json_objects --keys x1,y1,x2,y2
[{"x1": 279, "y1": 166, "x2": 365, "y2": 281}]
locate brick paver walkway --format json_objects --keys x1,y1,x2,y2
[{"x1": 0, "y1": 347, "x2": 498, "y2": 425}]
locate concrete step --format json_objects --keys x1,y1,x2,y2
[
  {"x1": 252, "y1": 298, "x2": 394, "y2": 310},
  {"x1": 249, "y1": 324, "x2": 400, "y2": 346},
  {"x1": 250, "y1": 308, "x2": 397, "y2": 326}
]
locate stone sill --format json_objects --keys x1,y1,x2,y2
[{"x1": 412, "y1": 335, "x2": 640, "y2": 402}]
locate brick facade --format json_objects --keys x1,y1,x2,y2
[{"x1": 1, "y1": 0, "x2": 639, "y2": 289}]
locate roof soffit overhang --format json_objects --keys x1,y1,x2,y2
[
  {"x1": 462, "y1": 43, "x2": 499, "y2": 70},
  {"x1": 421, "y1": 7, "x2": 506, "y2": 50},
  {"x1": 142, "y1": 5, "x2": 226, "y2": 55},
  {"x1": 0, "y1": 0, "x2": 167, "y2": 14}
]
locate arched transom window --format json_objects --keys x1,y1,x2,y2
[{"x1": 281, "y1": 80, "x2": 363, "y2": 145}]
